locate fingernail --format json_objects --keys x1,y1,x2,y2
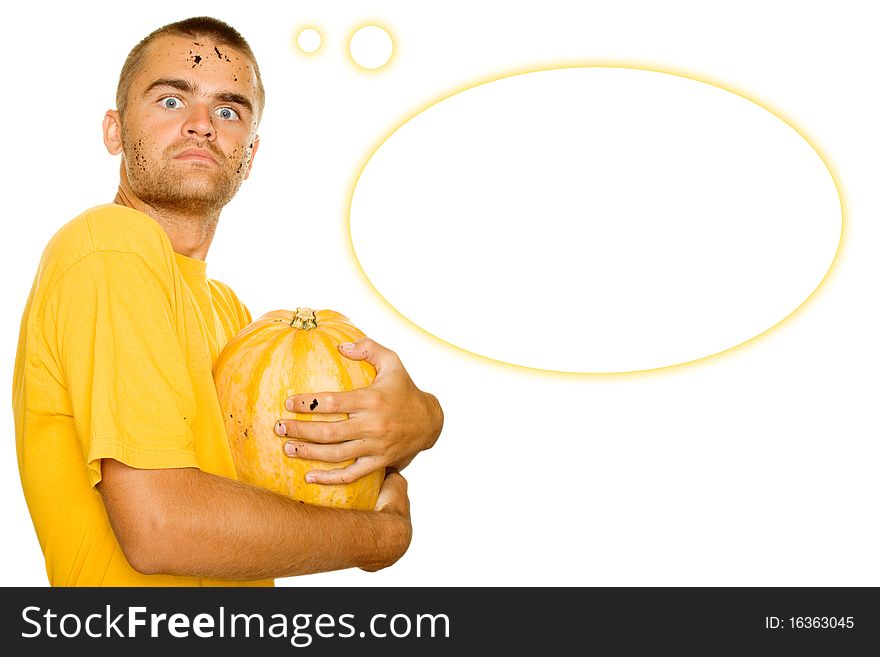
[
  {"x1": 284, "y1": 442, "x2": 297, "y2": 456},
  {"x1": 339, "y1": 342, "x2": 355, "y2": 350},
  {"x1": 305, "y1": 473, "x2": 316, "y2": 483},
  {"x1": 285, "y1": 399, "x2": 294, "y2": 411},
  {"x1": 275, "y1": 421, "x2": 286, "y2": 436}
]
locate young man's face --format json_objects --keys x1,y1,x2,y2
[{"x1": 115, "y1": 34, "x2": 261, "y2": 215}]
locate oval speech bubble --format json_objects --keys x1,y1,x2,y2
[{"x1": 349, "y1": 66, "x2": 842, "y2": 374}]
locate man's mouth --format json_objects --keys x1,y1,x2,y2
[{"x1": 174, "y1": 148, "x2": 218, "y2": 165}]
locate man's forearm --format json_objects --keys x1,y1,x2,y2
[{"x1": 100, "y1": 461, "x2": 409, "y2": 581}]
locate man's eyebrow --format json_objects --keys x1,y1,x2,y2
[
  {"x1": 213, "y1": 92, "x2": 254, "y2": 115},
  {"x1": 143, "y1": 78, "x2": 198, "y2": 97},
  {"x1": 142, "y1": 78, "x2": 254, "y2": 115}
]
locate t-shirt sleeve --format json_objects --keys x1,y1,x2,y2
[
  {"x1": 231, "y1": 290, "x2": 252, "y2": 330},
  {"x1": 51, "y1": 251, "x2": 200, "y2": 487},
  {"x1": 209, "y1": 278, "x2": 253, "y2": 333}
]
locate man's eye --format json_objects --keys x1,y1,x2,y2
[
  {"x1": 216, "y1": 107, "x2": 240, "y2": 121},
  {"x1": 160, "y1": 97, "x2": 183, "y2": 109}
]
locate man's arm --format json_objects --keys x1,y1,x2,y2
[{"x1": 99, "y1": 459, "x2": 411, "y2": 580}]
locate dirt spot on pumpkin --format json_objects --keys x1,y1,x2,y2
[{"x1": 310, "y1": 399, "x2": 319, "y2": 411}]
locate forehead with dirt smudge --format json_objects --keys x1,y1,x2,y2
[{"x1": 132, "y1": 34, "x2": 262, "y2": 122}]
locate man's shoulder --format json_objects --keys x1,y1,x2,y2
[
  {"x1": 43, "y1": 204, "x2": 173, "y2": 273},
  {"x1": 208, "y1": 277, "x2": 237, "y2": 298},
  {"x1": 208, "y1": 278, "x2": 252, "y2": 326}
]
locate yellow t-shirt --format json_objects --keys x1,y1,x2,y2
[{"x1": 13, "y1": 204, "x2": 272, "y2": 587}]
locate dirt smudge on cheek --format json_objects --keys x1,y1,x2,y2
[
  {"x1": 130, "y1": 137, "x2": 150, "y2": 171},
  {"x1": 233, "y1": 146, "x2": 246, "y2": 174}
]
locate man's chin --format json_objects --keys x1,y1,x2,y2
[
  {"x1": 130, "y1": 169, "x2": 239, "y2": 213},
  {"x1": 170, "y1": 176, "x2": 232, "y2": 201},
  {"x1": 143, "y1": 188, "x2": 232, "y2": 214}
]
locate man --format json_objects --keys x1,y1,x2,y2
[{"x1": 12, "y1": 16, "x2": 443, "y2": 586}]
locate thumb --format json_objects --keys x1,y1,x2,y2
[
  {"x1": 337, "y1": 337, "x2": 399, "y2": 372},
  {"x1": 375, "y1": 469, "x2": 408, "y2": 514}
]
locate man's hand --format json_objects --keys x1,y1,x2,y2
[{"x1": 275, "y1": 338, "x2": 443, "y2": 485}]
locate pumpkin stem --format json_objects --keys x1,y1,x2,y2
[{"x1": 290, "y1": 307, "x2": 318, "y2": 330}]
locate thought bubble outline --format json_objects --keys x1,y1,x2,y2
[{"x1": 346, "y1": 63, "x2": 845, "y2": 377}]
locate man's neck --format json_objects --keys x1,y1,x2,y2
[{"x1": 113, "y1": 182, "x2": 218, "y2": 261}]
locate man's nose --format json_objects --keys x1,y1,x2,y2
[{"x1": 182, "y1": 104, "x2": 215, "y2": 140}]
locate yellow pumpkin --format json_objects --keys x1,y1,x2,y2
[{"x1": 213, "y1": 307, "x2": 383, "y2": 510}]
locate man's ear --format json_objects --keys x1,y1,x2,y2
[
  {"x1": 103, "y1": 110, "x2": 124, "y2": 155},
  {"x1": 244, "y1": 136, "x2": 260, "y2": 180}
]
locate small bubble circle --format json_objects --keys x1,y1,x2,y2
[
  {"x1": 296, "y1": 28, "x2": 322, "y2": 54},
  {"x1": 349, "y1": 25, "x2": 394, "y2": 70}
]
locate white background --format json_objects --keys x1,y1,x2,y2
[{"x1": 1, "y1": 0, "x2": 878, "y2": 586}]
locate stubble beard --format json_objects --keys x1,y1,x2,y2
[{"x1": 122, "y1": 138, "x2": 245, "y2": 218}]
